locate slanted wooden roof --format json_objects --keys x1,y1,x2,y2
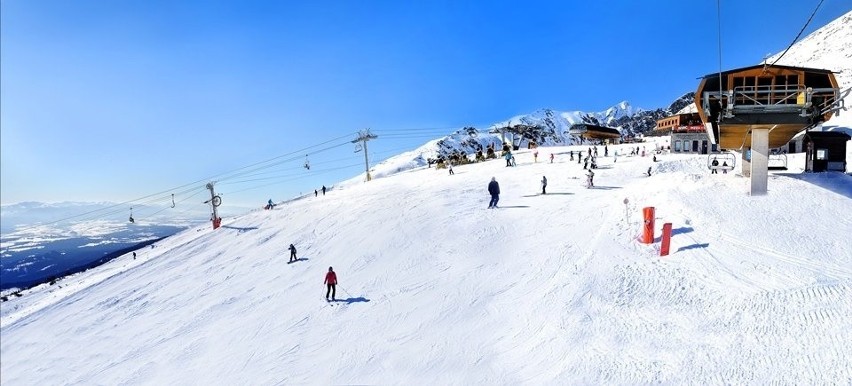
[
  {"x1": 699, "y1": 64, "x2": 835, "y2": 79},
  {"x1": 569, "y1": 124, "x2": 621, "y2": 139}
]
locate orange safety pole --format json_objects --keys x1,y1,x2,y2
[
  {"x1": 642, "y1": 207, "x2": 655, "y2": 244},
  {"x1": 660, "y1": 223, "x2": 672, "y2": 256}
]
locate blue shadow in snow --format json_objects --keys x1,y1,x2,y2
[
  {"x1": 775, "y1": 173, "x2": 852, "y2": 199},
  {"x1": 522, "y1": 192, "x2": 573, "y2": 197},
  {"x1": 333, "y1": 297, "x2": 371, "y2": 304},
  {"x1": 672, "y1": 227, "x2": 694, "y2": 236},
  {"x1": 286, "y1": 258, "x2": 309, "y2": 264},
  {"x1": 676, "y1": 243, "x2": 709, "y2": 252},
  {"x1": 222, "y1": 225, "x2": 259, "y2": 232}
]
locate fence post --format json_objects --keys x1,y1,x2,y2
[
  {"x1": 660, "y1": 223, "x2": 672, "y2": 256},
  {"x1": 642, "y1": 207, "x2": 655, "y2": 244}
]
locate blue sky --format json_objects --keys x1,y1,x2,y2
[{"x1": 1, "y1": 0, "x2": 849, "y2": 214}]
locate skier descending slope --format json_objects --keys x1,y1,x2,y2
[
  {"x1": 324, "y1": 267, "x2": 338, "y2": 302},
  {"x1": 487, "y1": 177, "x2": 500, "y2": 209}
]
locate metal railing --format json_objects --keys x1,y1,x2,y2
[{"x1": 702, "y1": 85, "x2": 841, "y2": 120}]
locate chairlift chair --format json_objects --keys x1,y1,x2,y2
[{"x1": 707, "y1": 152, "x2": 736, "y2": 172}]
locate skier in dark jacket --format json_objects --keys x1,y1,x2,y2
[
  {"x1": 288, "y1": 244, "x2": 297, "y2": 263},
  {"x1": 488, "y1": 177, "x2": 500, "y2": 209},
  {"x1": 541, "y1": 176, "x2": 548, "y2": 195},
  {"x1": 324, "y1": 267, "x2": 338, "y2": 301}
]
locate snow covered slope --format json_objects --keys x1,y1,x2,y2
[
  {"x1": 2, "y1": 141, "x2": 850, "y2": 384},
  {"x1": 766, "y1": 10, "x2": 852, "y2": 128}
]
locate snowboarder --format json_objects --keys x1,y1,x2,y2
[
  {"x1": 550, "y1": 153, "x2": 554, "y2": 163},
  {"x1": 711, "y1": 158, "x2": 719, "y2": 174},
  {"x1": 322, "y1": 185, "x2": 327, "y2": 195},
  {"x1": 586, "y1": 169, "x2": 595, "y2": 188},
  {"x1": 288, "y1": 244, "x2": 297, "y2": 263},
  {"x1": 324, "y1": 267, "x2": 337, "y2": 301},
  {"x1": 488, "y1": 177, "x2": 500, "y2": 209},
  {"x1": 541, "y1": 176, "x2": 548, "y2": 195}
]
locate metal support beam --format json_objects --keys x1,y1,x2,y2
[
  {"x1": 352, "y1": 129, "x2": 378, "y2": 182},
  {"x1": 749, "y1": 128, "x2": 769, "y2": 195}
]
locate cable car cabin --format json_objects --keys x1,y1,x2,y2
[
  {"x1": 568, "y1": 124, "x2": 621, "y2": 144},
  {"x1": 695, "y1": 64, "x2": 841, "y2": 150}
]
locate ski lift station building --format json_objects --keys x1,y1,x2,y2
[
  {"x1": 568, "y1": 124, "x2": 622, "y2": 144},
  {"x1": 694, "y1": 64, "x2": 842, "y2": 194},
  {"x1": 653, "y1": 111, "x2": 712, "y2": 154}
]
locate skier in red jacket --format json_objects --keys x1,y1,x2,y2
[{"x1": 324, "y1": 267, "x2": 338, "y2": 301}]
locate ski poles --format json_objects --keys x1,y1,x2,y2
[{"x1": 338, "y1": 285, "x2": 353, "y2": 298}]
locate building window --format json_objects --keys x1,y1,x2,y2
[
  {"x1": 816, "y1": 149, "x2": 828, "y2": 160},
  {"x1": 674, "y1": 140, "x2": 682, "y2": 152}
]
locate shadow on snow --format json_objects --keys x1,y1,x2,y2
[{"x1": 676, "y1": 243, "x2": 709, "y2": 252}]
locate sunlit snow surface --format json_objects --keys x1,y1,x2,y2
[{"x1": 2, "y1": 139, "x2": 850, "y2": 384}]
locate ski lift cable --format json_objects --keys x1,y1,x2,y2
[
  {"x1": 219, "y1": 162, "x2": 363, "y2": 186},
  {"x1": 215, "y1": 141, "x2": 351, "y2": 183},
  {"x1": 28, "y1": 133, "x2": 356, "y2": 227},
  {"x1": 219, "y1": 163, "x2": 362, "y2": 196},
  {"x1": 63, "y1": 186, "x2": 206, "y2": 226},
  {"x1": 224, "y1": 150, "x2": 373, "y2": 181},
  {"x1": 143, "y1": 189, "x2": 207, "y2": 219},
  {"x1": 766, "y1": 0, "x2": 825, "y2": 70},
  {"x1": 214, "y1": 141, "x2": 349, "y2": 183},
  {"x1": 211, "y1": 135, "x2": 355, "y2": 183}
]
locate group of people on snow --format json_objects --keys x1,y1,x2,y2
[{"x1": 282, "y1": 242, "x2": 339, "y2": 302}]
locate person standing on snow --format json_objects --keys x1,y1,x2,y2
[
  {"x1": 448, "y1": 163, "x2": 454, "y2": 175},
  {"x1": 324, "y1": 267, "x2": 338, "y2": 301},
  {"x1": 541, "y1": 176, "x2": 548, "y2": 195},
  {"x1": 586, "y1": 169, "x2": 595, "y2": 188},
  {"x1": 550, "y1": 153, "x2": 554, "y2": 163},
  {"x1": 488, "y1": 177, "x2": 500, "y2": 209},
  {"x1": 288, "y1": 244, "x2": 297, "y2": 263},
  {"x1": 322, "y1": 185, "x2": 327, "y2": 195}
]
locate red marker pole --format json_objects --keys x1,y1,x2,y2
[
  {"x1": 642, "y1": 207, "x2": 655, "y2": 244},
  {"x1": 660, "y1": 223, "x2": 672, "y2": 256}
]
